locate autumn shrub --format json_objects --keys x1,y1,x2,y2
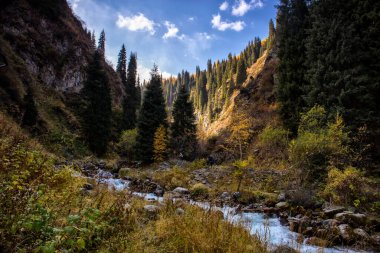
[
  {"x1": 153, "y1": 166, "x2": 191, "y2": 190},
  {"x1": 323, "y1": 166, "x2": 378, "y2": 210},
  {"x1": 129, "y1": 202, "x2": 267, "y2": 253},
  {"x1": 289, "y1": 106, "x2": 350, "y2": 184},
  {"x1": 117, "y1": 128, "x2": 137, "y2": 159},
  {"x1": 190, "y1": 183, "x2": 209, "y2": 199},
  {"x1": 187, "y1": 158, "x2": 207, "y2": 171},
  {"x1": 256, "y1": 125, "x2": 289, "y2": 165}
]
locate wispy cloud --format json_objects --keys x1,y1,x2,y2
[
  {"x1": 163, "y1": 21, "x2": 185, "y2": 40},
  {"x1": 188, "y1": 17, "x2": 195, "y2": 22},
  {"x1": 116, "y1": 13, "x2": 156, "y2": 35},
  {"x1": 211, "y1": 14, "x2": 245, "y2": 31},
  {"x1": 232, "y1": 0, "x2": 263, "y2": 16},
  {"x1": 219, "y1": 1, "x2": 229, "y2": 11}
]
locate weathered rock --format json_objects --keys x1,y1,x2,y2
[
  {"x1": 232, "y1": 192, "x2": 241, "y2": 199},
  {"x1": 154, "y1": 186, "x2": 164, "y2": 197},
  {"x1": 220, "y1": 192, "x2": 231, "y2": 201},
  {"x1": 173, "y1": 187, "x2": 190, "y2": 195},
  {"x1": 175, "y1": 208, "x2": 185, "y2": 215},
  {"x1": 275, "y1": 202, "x2": 289, "y2": 209},
  {"x1": 278, "y1": 192, "x2": 286, "y2": 202},
  {"x1": 335, "y1": 212, "x2": 367, "y2": 227},
  {"x1": 271, "y1": 245, "x2": 297, "y2": 253},
  {"x1": 305, "y1": 237, "x2": 329, "y2": 247},
  {"x1": 322, "y1": 219, "x2": 340, "y2": 228},
  {"x1": 322, "y1": 206, "x2": 346, "y2": 217},
  {"x1": 338, "y1": 224, "x2": 353, "y2": 242},
  {"x1": 353, "y1": 228, "x2": 370, "y2": 241},
  {"x1": 144, "y1": 205, "x2": 160, "y2": 213}
]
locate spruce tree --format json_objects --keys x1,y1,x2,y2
[
  {"x1": 116, "y1": 44, "x2": 127, "y2": 81},
  {"x1": 236, "y1": 57, "x2": 247, "y2": 86},
  {"x1": 277, "y1": 0, "x2": 309, "y2": 134},
  {"x1": 123, "y1": 53, "x2": 138, "y2": 129},
  {"x1": 135, "y1": 65, "x2": 167, "y2": 163},
  {"x1": 304, "y1": 0, "x2": 380, "y2": 167},
  {"x1": 170, "y1": 84, "x2": 197, "y2": 160},
  {"x1": 98, "y1": 30, "x2": 105, "y2": 58},
  {"x1": 81, "y1": 50, "x2": 111, "y2": 156}
]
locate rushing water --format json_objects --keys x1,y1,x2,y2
[{"x1": 91, "y1": 169, "x2": 370, "y2": 253}]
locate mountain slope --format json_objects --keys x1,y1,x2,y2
[{"x1": 0, "y1": 0, "x2": 123, "y2": 156}]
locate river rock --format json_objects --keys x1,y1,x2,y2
[
  {"x1": 175, "y1": 208, "x2": 185, "y2": 215},
  {"x1": 322, "y1": 219, "x2": 340, "y2": 228},
  {"x1": 305, "y1": 237, "x2": 329, "y2": 247},
  {"x1": 173, "y1": 187, "x2": 190, "y2": 195},
  {"x1": 322, "y1": 206, "x2": 346, "y2": 217},
  {"x1": 271, "y1": 245, "x2": 297, "y2": 253},
  {"x1": 275, "y1": 202, "x2": 289, "y2": 209},
  {"x1": 288, "y1": 218, "x2": 301, "y2": 232},
  {"x1": 220, "y1": 192, "x2": 231, "y2": 201},
  {"x1": 338, "y1": 224, "x2": 353, "y2": 242},
  {"x1": 278, "y1": 192, "x2": 286, "y2": 202},
  {"x1": 353, "y1": 228, "x2": 370, "y2": 241},
  {"x1": 144, "y1": 205, "x2": 160, "y2": 213},
  {"x1": 335, "y1": 212, "x2": 367, "y2": 227},
  {"x1": 82, "y1": 183, "x2": 94, "y2": 190},
  {"x1": 154, "y1": 186, "x2": 164, "y2": 197}
]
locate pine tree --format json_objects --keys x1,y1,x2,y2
[
  {"x1": 22, "y1": 86, "x2": 38, "y2": 127},
  {"x1": 170, "y1": 84, "x2": 197, "y2": 160},
  {"x1": 81, "y1": 50, "x2": 111, "y2": 156},
  {"x1": 123, "y1": 53, "x2": 138, "y2": 129},
  {"x1": 153, "y1": 125, "x2": 167, "y2": 163},
  {"x1": 277, "y1": 0, "x2": 309, "y2": 134},
  {"x1": 98, "y1": 29, "x2": 105, "y2": 58},
  {"x1": 236, "y1": 57, "x2": 247, "y2": 86},
  {"x1": 135, "y1": 65, "x2": 167, "y2": 163}
]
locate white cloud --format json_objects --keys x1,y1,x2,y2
[
  {"x1": 211, "y1": 14, "x2": 245, "y2": 31},
  {"x1": 219, "y1": 1, "x2": 229, "y2": 11},
  {"x1": 232, "y1": 0, "x2": 263, "y2": 16},
  {"x1": 116, "y1": 13, "x2": 156, "y2": 35},
  {"x1": 70, "y1": 0, "x2": 80, "y2": 11},
  {"x1": 163, "y1": 21, "x2": 185, "y2": 40},
  {"x1": 138, "y1": 64, "x2": 172, "y2": 82},
  {"x1": 188, "y1": 17, "x2": 195, "y2": 21}
]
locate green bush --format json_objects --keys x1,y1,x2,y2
[
  {"x1": 117, "y1": 128, "x2": 137, "y2": 159},
  {"x1": 256, "y1": 125, "x2": 289, "y2": 165},
  {"x1": 289, "y1": 106, "x2": 349, "y2": 183},
  {"x1": 323, "y1": 166, "x2": 376, "y2": 209}
]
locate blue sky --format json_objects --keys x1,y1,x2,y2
[{"x1": 69, "y1": 0, "x2": 278, "y2": 81}]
